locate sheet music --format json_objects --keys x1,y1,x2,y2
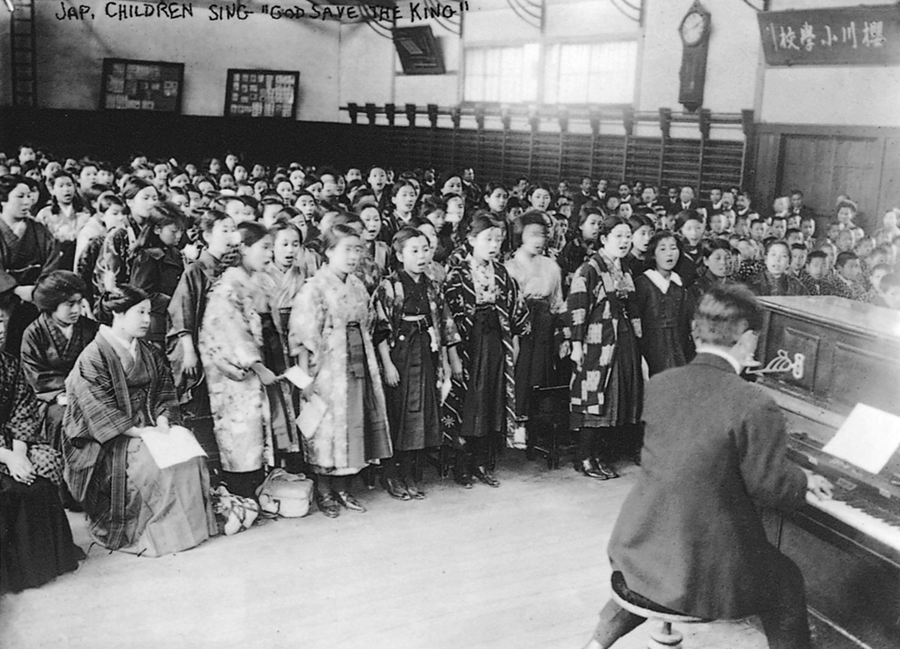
[
  {"x1": 281, "y1": 365, "x2": 313, "y2": 390},
  {"x1": 297, "y1": 394, "x2": 327, "y2": 440},
  {"x1": 823, "y1": 403, "x2": 900, "y2": 474},
  {"x1": 141, "y1": 425, "x2": 207, "y2": 470}
]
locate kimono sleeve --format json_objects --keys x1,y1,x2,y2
[
  {"x1": 506, "y1": 274, "x2": 531, "y2": 338},
  {"x1": 35, "y1": 222, "x2": 63, "y2": 277},
  {"x1": 633, "y1": 275, "x2": 652, "y2": 340},
  {"x1": 443, "y1": 266, "x2": 472, "y2": 339},
  {"x1": 129, "y1": 249, "x2": 159, "y2": 296},
  {"x1": 66, "y1": 350, "x2": 133, "y2": 445},
  {"x1": 19, "y1": 324, "x2": 63, "y2": 399},
  {"x1": 202, "y1": 279, "x2": 261, "y2": 372},
  {"x1": 734, "y1": 396, "x2": 807, "y2": 512},
  {"x1": 567, "y1": 263, "x2": 602, "y2": 343},
  {"x1": 2, "y1": 356, "x2": 44, "y2": 446},
  {"x1": 167, "y1": 266, "x2": 201, "y2": 340},
  {"x1": 373, "y1": 278, "x2": 395, "y2": 348},
  {"x1": 548, "y1": 263, "x2": 566, "y2": 316},
  {"x1": 289, "y1": 281, "x2": 326, "y2": 358},
  {"x1": 149, "y1": 346, "x2": 182, "y2": 425}
]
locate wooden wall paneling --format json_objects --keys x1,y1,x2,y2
[
  {"x1": 662, "y1": 139, "x2": 702, "y2": 193},
  {"x1": 454, "y1": 130, "x2": 480, "y2": 176},
  {"x1": 878, "y1": 137, "x2": 900, "y2": 220},
  {"x1": 480, "y1": 130, "x2": 505, "y2": 183},
  {"x1": 753, "y1": 132, "x2": 782, "y2": 208},
  {"x1": 532, "y1": 133, "x2": 561, "y2": 182},
  {"x1": 594, "y1": 136, "x2": 626, "y2": 184},
  {"x1": 431, "y1": 129, "x2": 455, "y2": 174},
  {"x1": 625, "y1": 137, "x2": 662, "y2": 188},
  {"x1": 830, "y1": 137, "x2": 882, "y2": 229},
  {"x1": 504, "y1": 133, "x2": 531, "y2": 183},
  {"x1": 701, "y1": 141, "x2": 744, "y2": 195},
  {"x1": 779, "y1": 135, "x2": 837, "y2": 218},
  {"x1": 562, "y1": 134, "x2": 592, "y2": 183}
]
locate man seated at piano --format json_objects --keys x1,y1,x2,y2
[{"x1": 582, "y1": 284, "x2": 833, "y2": 649}]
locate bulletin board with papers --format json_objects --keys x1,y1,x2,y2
[
  {"x1": 224, "y1": 69, "x2": 299, "y2": 119},
  {"x1": 101, "y1": 58, "x2": 184, "y2": 112}
]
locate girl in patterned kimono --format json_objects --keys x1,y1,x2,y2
[
  {"x1": 63, "y1": 285, "x2": 216, "y2": 556},
  {"x1": 558, "y1": 208, "x2": 602, "y2": 295},
  {"x1": 0, "y1": 350, "x2": 79, "y2": 594},
  {"x1": 568, "y1": 215, "x2": 643, "y2": 481},
  {"x1": 20, "y1": 271, "x2": 99, "y2": 504},
  {"x1": 35, "y1": 170, "x2": 91, "y2": 271},
  {"x1": 93, "y1": 178, "x2": 159, "y2": 322},
  {"x1": 255, "y1": 221, "x2": 306, "y2": 469},
  {"x1": 443, "y1": 213, "x2": 530, "y2": 489},
  {"x1": 633, "y1": 232, "x2": 692, "y2": 377},
  {"x1": 0, "y1": 176, "x2": 62, "y2": 357},
  {"x1": 199, "y1": 222, "x2": 278, "y2": 499},
  {"x1": 290, "y1": 224, "x2": 392, "y2": 518},
  {"x1": 166, "y1": 209, "x2": 237, "y2": 477},
  {"x1": 375, "y1": 227, "x2": 461, "y2": 501},
  {"x1": 505, "y1": 212, "x2": 566, "y2": 441},
  {"x1": 357, "y1": 206, "x2": 391, "y2": 293},
  {"x1": 129, "y1": 202, "x2": 186, "y2": 349}
]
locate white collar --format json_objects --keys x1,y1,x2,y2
[
  {"x1": 694, "y1": 345, "x2": 742, "y2": 374},
  {"x1": 99, "y1": 325, "x2": 138, "y2": 360},
  {"x1": 644, "y1": 269, "x2": 682, "y2": 294}
]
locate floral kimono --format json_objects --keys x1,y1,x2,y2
[
  {"x1": 199, "y1": 266, "x2": 271, "y2": 473},
  {"x1": 289, "y1": 266, "x2": 392, "y2": 475},
  {"x1": 442, "y1": 256, "x2": 530, "y2": 448},
  {"x1": 36, "y1": 206, "x2": 91, "y2": 271},
  {"x1": 93, "y1": 219, "x2": 140, "y2": 320},
  {"x1": 20, "y1": 313, "x2": 99, "y2": 448},
  {"x1": 566, "y1": 251, "x2": 643, "y2": 427},
  {"x1": 356, "y1": 240, "x2": 391, "y2": 294},
  {"x1": 374, "y1": 270, "x2": 460, "y2": 450}
]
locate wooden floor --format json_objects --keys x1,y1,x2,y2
[{"x1": 0, "y1": 453, "x2": 769, "y2": 649}]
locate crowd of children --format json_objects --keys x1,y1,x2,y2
[{"x1": 2, "y1": 142, "x2": 900, "y2": 593}]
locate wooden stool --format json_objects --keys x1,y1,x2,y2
[{"x1": 610, "y1": 574, "x2": 704, "y2": 649}]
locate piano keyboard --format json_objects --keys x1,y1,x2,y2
[{"x1": 806, "y1": 493, "x2": 900, "y2": 556}]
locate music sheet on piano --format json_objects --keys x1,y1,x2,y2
[{"x1": 822, "y1": 403, "x2": 900, "y2": 475}]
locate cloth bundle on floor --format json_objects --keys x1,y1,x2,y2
[{"x1": 255, "y1": 468, "x2": 313, "y2": 518}]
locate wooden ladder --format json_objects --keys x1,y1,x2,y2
[{"x1": 9, "y1": 0, "x2": 38, "y2": 107}]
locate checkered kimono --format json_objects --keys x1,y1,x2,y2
[{"x1": 566, "y1": 252, "x2": 638, "y2": 415}]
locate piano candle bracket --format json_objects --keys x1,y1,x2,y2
[{"x1": 746, "y1": 349, "x2": 805, "y2": 380}]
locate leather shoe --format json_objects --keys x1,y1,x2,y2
[
  {"x1": 593, "y1": 458, "x2": 620, "y2": 479},
  {"x1": 316, "y1": 492, "x2": 341, "y2": 518},
  {"x1": 455, "y1": 471, "x2": 474, "y2": 489},
  {"x1": 384, "y1": 477, "x2": 411, "y2": 501},
  {"x1": 577, "y1": 459, "x2": 608, "y2": 480},
  {"x1": 404, "y1": 478, "x2": 426, "y2": 500},
  {"x1": 335, "y1": 490, "x2": 367, "y2": 513},
  {"x1": 473, "y1": 466, "x2": 500, "y2": 488}
]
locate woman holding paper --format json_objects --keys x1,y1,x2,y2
[
  {"x1": 63, "y1": 285, "x2": 216, "y2": 556},
  {"x1": 199, "y1": 222, "x2": 279, "y2": 499}
]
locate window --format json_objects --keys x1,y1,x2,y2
[
  {"x1": 464, "y1": 44, "x2": 540, "y2": 103},
  {"x1": 544, "y1": 41, "x2": 638, "y2": 105}
]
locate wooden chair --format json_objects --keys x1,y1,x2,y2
[
  {"x1": 610, "y1": 571, "x2": 704, "y2": 649},
  {"x1": 525, "y1": 384, "x2": 574, "y2": 469}
]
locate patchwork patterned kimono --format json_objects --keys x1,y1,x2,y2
[
  {"x1": 442, "y1": 256, "x2": 530, "y2": 448},
  {"x1": 199, "y1": 266, "x2": 271, "y2": 473},
  {"x1": 567, "y1": 251, "x2": 643, "y2": 427},
  {"x1": 290, "y1": 266, "x2": 392, "y2": 475},
  {"x1": 374, "y1": 270, "x2": 460, "y2": 450}
]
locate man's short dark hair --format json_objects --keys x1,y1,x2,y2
[
  {"x1": 835, "y1": 251, "x2": 858, "y2": 269},
  {"x1": 692, "y1": 284, "x2": 763, "y2": 348}
]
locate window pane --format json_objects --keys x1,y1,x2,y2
[{"x1": 548, "y1": 40, "x2": 637, "y2": 105}]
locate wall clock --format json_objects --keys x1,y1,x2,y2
[{"x1": 679, "y1": 2, "x2": 711, "y2": 112}]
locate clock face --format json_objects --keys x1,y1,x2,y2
[{"x1": 681, "y1": 11, "x2": 707, "y2": 46}]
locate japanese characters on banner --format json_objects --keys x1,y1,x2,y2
[{"x1": 757, "y1": 5, "x2": 900, "y2": 66}]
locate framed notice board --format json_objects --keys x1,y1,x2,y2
[
  {"x1": 225, "y1": 69, "x2": 299, "y2": 119},
  {"x1": 101, "y1": 58, "x2": 184, "y2": 112}
]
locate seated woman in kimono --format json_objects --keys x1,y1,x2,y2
[
  {"x1": 63, "y1": 285, "x2": 216, "y2": 557},
  {"x1": 0, "y1": 326, "x2": 80, "y2": 594}
]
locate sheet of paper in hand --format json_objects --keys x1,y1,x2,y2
[
  {"x1": 141, "y1": 425, "x2": 207, "y2": 470},
  {"x1": 297, "y1": 394, "x2": 327, "y2": 440}
]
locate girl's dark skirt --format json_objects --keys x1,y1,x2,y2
[
  {"x1": 386, "y1": 322, "x2": 441, "y2": 451},
  {"x1": 514, "y1": 298, "x2": 556, "y2": 418},
  {"x1": 260, "y1": 312, "x2": 298, "y2": 455},
  {"x1": 461, "y1": 307, "x2": 506, "y2": 439},
  {"x1": 0, "y1": 474, "x2": 78, "y2": 595},
  {"x1": 571, "y1": 317, "x2": 643, "y2": 429}
]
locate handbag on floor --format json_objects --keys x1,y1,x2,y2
[{"x1": 255, "y1": 468, "x2": 314, "y2": 518}]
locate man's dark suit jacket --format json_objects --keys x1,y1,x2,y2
[{"x1": 608, "y1": 353, "x2": 807, "y2": 619}]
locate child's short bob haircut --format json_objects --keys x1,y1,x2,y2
[{"x1": 392, "y1": 226, "x2": 429, "y2": 256}]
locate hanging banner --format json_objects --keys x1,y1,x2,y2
[{"x1": 758, "y1": 5, "x2": 900, "y2": 66}]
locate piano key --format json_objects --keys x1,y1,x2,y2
[{"x1": 806, "y1": 493, "x2": 900, "y2": 553}]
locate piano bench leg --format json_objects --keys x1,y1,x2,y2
[{"x1": 647, "y1": 621, "x2": 683, "y2": 649}]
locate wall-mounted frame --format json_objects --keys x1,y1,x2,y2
[
  {"x1": 101, "y1": 58, "x2": 184, "y2": 113},
  {"x1": 225, "y1": 69, "x2": 299, "y2": 119}
]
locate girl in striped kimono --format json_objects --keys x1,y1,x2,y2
[
  {"x1": 375, "y1": 227, "x2": 461, "y2": 501},
  {"x1": 567, "y1": 215, "x2": 644, "y2": 482},
  {"x1": 63, "y1": 285, "x2": 216, "y2": 556},
  {"x1": 443, "y1": 213, "x2": 530, "y2": 489},
  {"x1": 256, "y1": 221, "x2": 307, "y2": 469}
]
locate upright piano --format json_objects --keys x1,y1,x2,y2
[{"x1": 756, "y1": 296, "x2": 900, "y2": 649}]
